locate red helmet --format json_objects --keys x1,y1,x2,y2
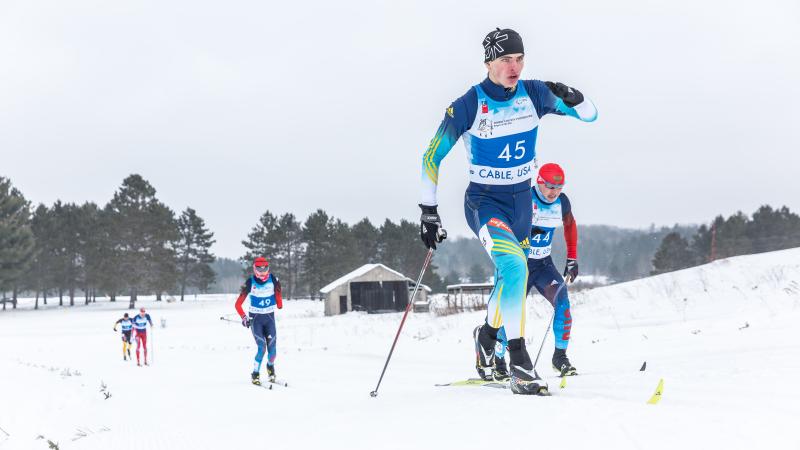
[
  {"x1": 537, "y1": 163, "x2": 565, "y2": 188},
  {"x1": 253, "y1": 257, "x2": 270, "y2": 279}
]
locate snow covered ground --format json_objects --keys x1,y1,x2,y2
[{"x1": 2, "y1": 249, "x2": 800, "y2": 450}]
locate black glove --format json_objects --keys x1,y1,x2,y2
[
  {"x1": 563, "y1": 258, "x2": 579, "y2": 281},
  {"x1": 241, "y1": 316, "x2": 251, "y2": 328},
  {"x1": 419, "y1": 204, "x2": 446, "y2": 249},
  {"x1": 545, "y1": 81, "x2": 584, "y2": 108}
]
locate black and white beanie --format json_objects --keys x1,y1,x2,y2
[{"x1": 483, "y1": 28, "x2": 524, "y2": 62}]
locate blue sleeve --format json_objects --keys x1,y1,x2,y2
[
  {"x1": 146, "y1": 313, "x2": 153, "y2": 326},
  {"x1": 524, "y1": 80, "x2": 561, "y2": 118},
  {"x1": 524, "y1": 79, "x2": 598, "y2": 122},
  {"x1": 559, "y1": 193, "x2": 572, "y2": 218},
  {"x1": 420, "y1": 87, "x2": 477, "y2": 205}
]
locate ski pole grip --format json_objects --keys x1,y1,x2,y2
[{"x1": 437, "y1": 227, "x2": 448, "y2": 242}]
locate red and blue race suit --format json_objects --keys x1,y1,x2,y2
[
  {"x1": 235, "y1": 274, "x2": 283, "y2": 373},
  {"x1": 497, "y1": 187, "x2": 579, "y2": 357}
]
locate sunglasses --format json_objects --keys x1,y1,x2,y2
[
  {"x1": 540, "y1": 181, "x2": 564, "y2": 189},
  {"x1": 254, "y1": 265, "x2": 270, "y2": 273}
]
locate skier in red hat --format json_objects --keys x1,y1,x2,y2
[{"x1": 234, "y1": 257, "x2": 283, "y2": 385}]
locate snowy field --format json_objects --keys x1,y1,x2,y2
[{"x1": 2, "y1": 249, "x2": 800, "y2": 450}]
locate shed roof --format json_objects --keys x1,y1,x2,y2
[{"x1": 320, "y1": 264, "x2": 407, "y2": 294}]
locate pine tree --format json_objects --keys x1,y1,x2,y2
[
  {"x1": 0, "y1": 177, "x2": 36, "y2": 310},
  {"x1": 468, "y1": 262, "x2": 489, "y2": 283},
  {"x1": 352, "y1": 218, "x2": 380, "y2": 264},
  {"x1": 26, "y1": 204, "x2": 56, "y2": 309},
  {"x1": 274, "y1": 213, "x2": 304, "y2": 299},
  {"x1": 176, "y1": 208, "x2": 216, "y2": 301},
  {"x1": 302, "y1": 210, "x2": 334, "y2": 300},
  {"x1": 105, "y1": 175, "x2": 178, "y2": 309},
  {"x1": 651, "y1": 232, "x2": 695, "y2": 274},
  {"x1": 76, "y1": 203, "x2": 103, "y2": 304},
  {"x1": 242, "y1": 210, "x2": 280, "y2": 271}
]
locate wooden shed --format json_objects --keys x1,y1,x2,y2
[{"x1": 320, "y1": 264, "x2": 429, "y2": 316}]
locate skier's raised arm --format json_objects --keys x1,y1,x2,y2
[{"x1": 522, "y1": 80, "x2": 598, "y2": 123}]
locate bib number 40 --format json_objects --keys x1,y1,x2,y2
[{"x1": 498, "y1": 140, "x2": 526, "y2": 162}]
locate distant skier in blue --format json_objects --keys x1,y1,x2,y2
[
  {"x1": 418, "y1": 28, "x2": 596, "y2": 394},
  {"x1": 113, "y1": 313, "x2": 134, "y2": 361}
]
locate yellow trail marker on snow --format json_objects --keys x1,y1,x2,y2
[
  {"x1": 646, "y1": 378, "x2": 664, "y2": 404},
  {"x1": 559, "y1": 376, "x2": 567, "y2": 389}
]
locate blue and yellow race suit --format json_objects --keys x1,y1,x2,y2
[{"x1": 421, "y1": 77, "x2": 595, "y2": 340}]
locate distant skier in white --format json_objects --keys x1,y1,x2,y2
[{"x1": 493, "y1": 163, "x2": 580, "y2": 380}]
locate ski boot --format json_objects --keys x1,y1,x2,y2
[
  {"x1": 473, "y1": 324, "x2": 497, "y2": 381},
  {"x1": 266, "y1": 364, "x2": 276, "y2": 383},
  {"x1": 251, "y1": 371, "x2": 261, "y2": 386},
  {"x1": 508, "y1": 339, "x2": 549, "y2": 396},
  {"x1": 492, "y1": 356, "x2": 511, "y2": 382},
  {"x1": 552, "y1": 348, "x2": 577, "y2": 376}
]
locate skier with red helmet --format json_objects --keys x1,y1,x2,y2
[
  {"x1": 492, "y1": 163, "x2": 580, "y2": 380},
  {"x1": 234, "y1": 257, "x2": 283, "y2": 385}
]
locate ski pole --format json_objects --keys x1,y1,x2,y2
[
  {"x1": 150, "y1": 326, "x2": 154, "y2": 365},
  {"x1": 370, "y1": 231, "x2": 445, "y2": 398},
  {"x1": 532, "y1": 273, "x2": 572, "y2": 370}
]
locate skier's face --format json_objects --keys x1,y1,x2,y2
[
  {"x1": 538, "y1": 183, "x2": 562, "y2": 202},
  {"x1": 254, "y1": 265, "x2": 269, "y2": 280},
  {"x1": 485, "y1": 53, "x2": 525, "y2": 88}
]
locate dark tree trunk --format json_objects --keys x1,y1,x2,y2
[
  {"x1": 69, "y1": 286, "x2": 75, "y2": 306},
  {"x1": 35, "y1": 291, "x2": 39, "y2": 310},
  {"x1": 12, "y1": 287, "x2": 18, "y2": 309},
  {"x1": 110, "y1": 292, "x2": 116, "y2": 302},
  {"x1": 59, "y1": 288, "x2": 63, "y2": 306},
  {"x1": 128, "y1": 289, "x2": 136, "y2": 309}
]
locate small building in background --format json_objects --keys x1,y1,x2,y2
[
  {"x1": 444, "y1": 282, "x2": 494, "y2": 313},
  {"x1": 320, "y1": 264, "x2": 430, "y2": 316}
]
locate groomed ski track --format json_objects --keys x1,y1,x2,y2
[{"x1": 1, "y1": 249, "x2": 799, "y2": 449}]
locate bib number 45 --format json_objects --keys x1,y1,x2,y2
[{"x1": 498, "y1": 140, "x2": 526, "y2": 162}]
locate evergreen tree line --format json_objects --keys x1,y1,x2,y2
[
  {"x1": 434, "y1": 224, "x2": 698, "y2": 285},
  {"x1": 652, "y1": 205, "x2": 800, "y2": 275},
  {"x1": 0, "y1": 175, "x2": 216, "y2": 310},
  {"x1": 240, "y1": 210, "x2": 445, "y2": 299}
]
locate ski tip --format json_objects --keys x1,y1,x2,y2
[
  {"x1": 559, "y1": 376, "x2": 567, "y2": 389},
  {"x1": 640, "y1": 361, "x2": 647, "y2": 372},
  {"x1": 646, "y1": 378, "x2": 664, "y2": 405},
  {"x1": 537, "y1": 387, "x2": 552, "y2": 396}
]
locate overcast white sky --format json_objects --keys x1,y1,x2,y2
[{"x1": 2, "y1": 0, "x2": 799, "y2": 258}]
